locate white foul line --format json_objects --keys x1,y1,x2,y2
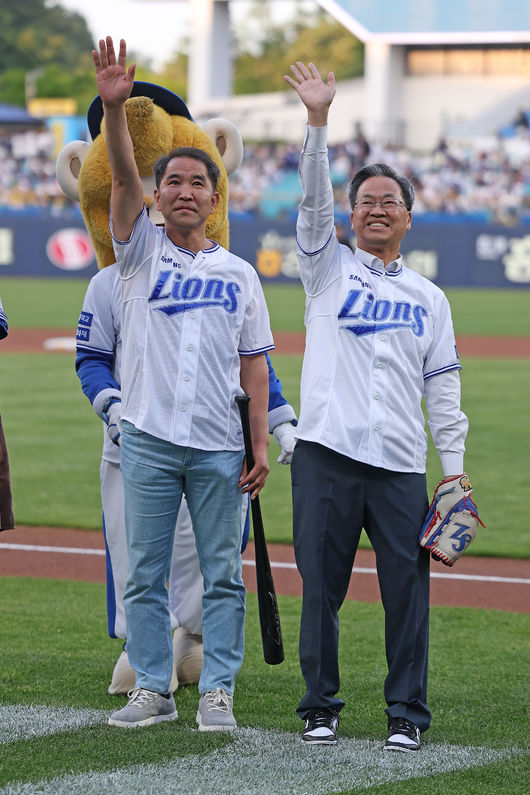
[
  {"x1": 1, "y1": 542, "x2": 529, "y2": 585},
  {"x1": 243, "y1": 559, "x2": 530, "y2": 585},
  {"x1": 0, "y1": 543, "x2": 106, "y2": 556}
]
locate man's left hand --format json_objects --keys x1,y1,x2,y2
[{"x1": 419, "y1": 474, "x2": 485, "y2": 566}]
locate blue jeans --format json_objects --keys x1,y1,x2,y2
[{"x1": 120, "y1": 421, "x2": 246, "y2": 696}]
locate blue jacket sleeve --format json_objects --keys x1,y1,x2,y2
[
  {"x1": 266, "y1": 352, "x2": 297, "y2": 432},
  {"x1": 0, "y1": 298, "x2": 7, "y2": 340},
  {"x1": 75, "y1": 351, "x2": 120, "y2": 406}
]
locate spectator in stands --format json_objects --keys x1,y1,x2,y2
[
  {"x1": 1, "y1": 125, "x2": 530, "y2": 225},
  {"x1": 513, "y1": 108, "x2": 529, "y2": 131}
]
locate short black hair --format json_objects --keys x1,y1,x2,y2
[
  {"x1": 154, "y1": 147, "x2": 220, "y2": 191},
  {"x1": 347, "y1": 163, "x2": 415, "y2": 211}
]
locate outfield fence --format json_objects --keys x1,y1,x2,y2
[{"x1": 1, "y1": 210, "x2": 530, "y2": 288}]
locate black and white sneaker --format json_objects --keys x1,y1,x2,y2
[
  {"x1": 384, "y1": 716, "x2": 421, "y2": 752},
  {"x1": 302, "y1": 709, "x2": 340, "y2": 745}
]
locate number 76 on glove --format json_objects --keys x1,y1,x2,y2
[{"x1": 419, "y1": 474, "x2": 485, "y2": 567}]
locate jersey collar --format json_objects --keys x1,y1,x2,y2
[
  {"x1": 164, "y1": 234, "x2": 221, "y2": 259},
  {"x1": 355, "y1": 247, "x2": 403, "y2": 277}
]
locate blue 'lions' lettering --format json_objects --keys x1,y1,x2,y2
[
  {"x1": 338, "y1": 289, "x2": 428, "y2": 338},
  {"x1": 148, "y1": 270, "x2": 241, "y2": 316}
]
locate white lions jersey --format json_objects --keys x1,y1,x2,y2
[
  {"x1": 112, "y1": 208, "x2": 274, "y2": 450},
  {"x1": 295, "y1": 125, "x2": 467, "y2": 474}
]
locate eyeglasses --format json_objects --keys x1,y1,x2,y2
[{"x1": 353, "y1": 199, "x2": 406, "y2": 212}]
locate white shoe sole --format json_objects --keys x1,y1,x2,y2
[
  {"x1": 384, "y1": 743, "x2": 420, "y2": 752},
  {"x1": 108, "y1": 711, "x2": 178, "y2": 728},
  {"x1": 302, "y1": 735, "x2": 337, "y2": 745},
  {"x1": 196, "y1": 711, "x2": 236, "y2": 732}
]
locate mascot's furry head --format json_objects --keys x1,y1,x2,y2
[{"x1": 56, "y1": 82, "x2": 243, "y2": 269}]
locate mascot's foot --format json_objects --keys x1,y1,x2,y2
[
  {"x1": 108, "y1": 648, "x2": 178, "y2": 695},
  {"x1": 173, "y1": 627, "x2": 204, "y2": 685}
]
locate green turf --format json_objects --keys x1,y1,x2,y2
[
  {"x1": 1, "y1": 280, "x2": 529, "y2": 555},
  {"x1": 444, "y1": 288, "x2": 530, "y2": 337},
  {"x1": 1, "y1": 278, "x2": 530, "y2": 336},
  {"x1": 1, "y1": 353, "x2": 101, "y2": 528},
  {"x1": 0, "y1": 277, "x2": 89, "y2": 329},
  {"x1": 1, "y1": 350, "x2": 528, "y2": 557},
  {"x1": 0, "y1": 578, "x2": 527, "y2": 792}
]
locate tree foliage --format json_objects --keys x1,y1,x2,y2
[
  {"x1": 233, "y1": 2, "x2": 363, "y2": 93},
  {"x1": 0, "y1": 1, "x2": 95, "y2": 107},
  {"x1": 0, "y1": 3, "x2": 94, "y2": 72},
  {"x1": 0, "y1": 0, "x2": 363, "y2": 109}
]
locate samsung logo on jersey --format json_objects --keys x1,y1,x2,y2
[
  {"x1": 339, "y1": 289, "x2": 428, "y2": 337},
  {"x1": 148, "y1": 269, "x2": 240, "y2": 316},
  {"x1": 160, "y1": 255, "x2": 181, "y2": 267}
]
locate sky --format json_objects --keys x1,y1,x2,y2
[{"x1": 55, "y1": 0, "x2": 312, "y2": 70}]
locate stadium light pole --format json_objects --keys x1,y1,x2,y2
[{"x1": 133, "y1": 0, "x2": 233, "y2": 111}]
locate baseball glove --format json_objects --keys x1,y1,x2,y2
[{"x1": 419, "y1": 474, "x2": 484, "y2": 566}]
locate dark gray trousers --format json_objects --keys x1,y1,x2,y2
[{"x1": 292, "y1": 440, "x2": 431, "y2": 731}]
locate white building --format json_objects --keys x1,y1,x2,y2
[{"x1": 188, "y1": 0, "x2": 530, "y2": 151}]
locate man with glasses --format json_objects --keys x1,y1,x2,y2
[{"x1": 284, "y1": 62, "x2": 469, "y2": 751}]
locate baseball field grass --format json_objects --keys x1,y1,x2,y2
[
  {"x1": 0, "y1": 577, "x2": 528, "y2": 793},
  {"x1": 1, "y1": 279, "x2": 529, "y2": 555},
  {"x1": 0, "y1": 278, "x2": 529, "y2": 792}
]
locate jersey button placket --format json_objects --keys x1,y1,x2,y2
[
  {"x1": 176, "y1": 306, "x2": 201, "y2": 437},
  {"x1": 371, "y1": 335, "x2": 388, "y2": 460}
]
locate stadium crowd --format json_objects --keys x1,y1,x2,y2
[
  {"x1": 0, "y1": 130, "x2": 71, "y2": 215},
  {"x1": 1, "y1": 123, "x2": 530, "y2": 224}
]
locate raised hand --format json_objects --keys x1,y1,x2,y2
[
  {"x1": 92, "y1": 36, "x2": 136, "y2": 107},
  {"x1": 283, "y1": 61, "x2": 335, "y2": 126}
]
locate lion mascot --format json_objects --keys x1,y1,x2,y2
[{"x1": 56, "y1": 81, "x2": 243, "y2": 268}]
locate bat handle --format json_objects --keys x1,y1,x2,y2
[{"x1": 235, "y1": 394, "x2": 255, "y2": 470}]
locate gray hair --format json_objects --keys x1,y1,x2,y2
[{"x1": 347, "y1": 163, "x2": 415, "y2": 210}]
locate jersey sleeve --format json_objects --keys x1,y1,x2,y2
[
  {"x1": 425, "y1": 369, "x2": 468, "y2": 476},
  {"x1": 423, "y1": 291, "x2": 462, "y2": 381},
  {"x1": 0, "y1": 296, "x2": 7, "y2": 340},
  {"x1": 296, "y1": 124, "x2": 341, "y2": 295},
  {"x1": 75, "y1": 270, "x2": 121, "y2": 418},
  {"x1": 111, "y1": 206, "x2": 157, "y2": 280},
  {"x1": 238, "y1": 270, "x2": 275, "y2": 355}
]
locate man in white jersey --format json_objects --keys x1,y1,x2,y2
[
  {"x1": 285, "y1": 62, "x2": 471, "y2": 751},
  {"x1": 93, "y1": 37, "x2": 274, "y2": 731},
  {"x1": 75, "y1": 263, "x2": 297, "y2": 695}
]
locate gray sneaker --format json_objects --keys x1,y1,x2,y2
[
  {"x1": 108, "y1": 687, "x2": 178, "y2": 728},
  {"x1": 196, "y1": 687, "x2": 237, "y2": 732}
]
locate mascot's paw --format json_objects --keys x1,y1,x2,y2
[
  {"x1": 173, "y1": 627, "x2": 204, "y2": 685},
  {"x1": 108, "y1": 649, "x2": 135, "y2": 695},
  {"x1": 108, "y1": 648, "x2": 178, "y2": 694}
]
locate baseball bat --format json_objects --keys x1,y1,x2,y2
[{"x1": 235, "y1": 394, "x2": 284, "y2": 665}]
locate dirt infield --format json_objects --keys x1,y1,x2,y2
[
  {"x1": 1, "y1": 525, "x2": 529, "y2": 613},
  {"x1": 3, "y1": 328, "x2": 530, "y2": 357}
]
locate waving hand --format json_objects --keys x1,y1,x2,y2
[
  {"x1": 92, "y1": 36, "x2": 136, "y2": 108},
  {"x1": 284, "y1": 61, "x2": 335, "y2": 127}
]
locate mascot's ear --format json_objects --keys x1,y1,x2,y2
[
  {"x1": 56, "y1": 140, "x2": 91, "y2": 201},
  {"x1": 201, "y1": 118, "x2": 243, "y2": 176}
]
